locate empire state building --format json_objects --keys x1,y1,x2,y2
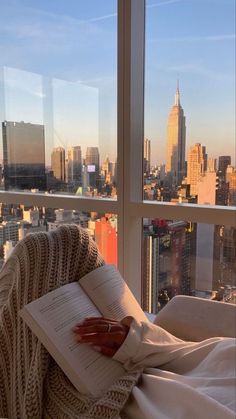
[{"x1": 166, "y1": 83, "x2": 186, "y2": 186}]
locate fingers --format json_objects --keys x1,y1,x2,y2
[
  {"x1": 75, "y1": 330, "x2": 126, "y2": 346},
  {"x1": 73, "y1": 317, "x2": 119, "y2": 333},
  {"x1": 74, "y1": 323, "x2": 121, "y2": 334},
  {"x1": 76, "y1": 317, "x2": 119, "y2": 326},
  {"x1": 73, "y1": 316, "x2": 130, "y2": 357}
]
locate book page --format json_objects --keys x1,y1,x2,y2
[
  {"x1": 80, "y1": 265, "x2": 147, "y2": 322},
  {"x1": 19, "y1": 282, "x2": 125, "y2": 397}
]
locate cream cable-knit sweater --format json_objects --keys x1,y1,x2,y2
[{"x1": 0, "y1": 225, "x2": 141, "y2": 419}]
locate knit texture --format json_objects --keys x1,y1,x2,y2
[{"x1": 0, "y1": 225, "x2": 141, "y2": 419}]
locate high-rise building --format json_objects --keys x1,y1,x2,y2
[
  {"x1": 144, "y1": 138, "x2": 151, "y2": 173},
  {"x1": 142, "y1": 232, "x2": 162, "y2": 313},
  {"x1": 213, "y1": 226, "x2": 236, "y2": 289},
  {"x1": 207, "y1": 158, "x2": 217, "y2": 173},
  {"x1": 85, "y1": 147, "x2": 100, "y2": 188},
  {"x1": 187, "y1": 143, "x2": 207, "y2": 196},
  {"x1": 142, "y1": 219, "x2": 191, "y2": 313},
  {"x1": 51, "y1": 147, "x2": 65, "y2": 181},
  {"x1": 197, "y1": 172, "x2": 218, "y2": 205},
  {"x1": 0, "y1": 221, "x2": 19, "y2": 246},
  {"x1": 216, "y1": 179, "x2": 229, "y2": 205},
  {"x1": 85, "y1": 146, "x2": 99, "y2": 167},
  {"x1": 23, "y1": 208, "x2": 40, "y2": 227},
  {"x1": 3, "y1": 240, "x2": 15, "y2": 262},
  {"x1": 195, "y1": 172, "x2": 218, "y2": 292},
  {"x1": 66, "y1": 146, "x2": 82, "y2": 184},
  {"x1": 166, "y1": 83, "x2": 186, "y2": 186},
  {"x1": 218, "y1": 156, "x2": 231, "y2": 179},
  {"x1": 95, "y1": 216, "x2": 117, "y2": 266},
  {"x1": 82, "y1": 165, "x2": 90, "y2": 191},
  {"x1": 2, "y1": 121, "x2": 46, "y2": 190},
  {"x1": 226, "y1": 165, "x2": 236, "y2": 206},
  {"x1": 101, "y1": 157, "x2": 113, "y2": 184},
  {"x1": 55, "y1": 209, "x2": 73, "y2": 222}
]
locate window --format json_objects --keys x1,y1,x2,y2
[
  {"x1": 0, "y1": 0, "x2": 117, "y2": 197},
  {"x1": 0, "y1": 0, "x2": 235, "y2": 310},
  {"x1": 142, "y1": 0, "x2": 235, "y2": 310},
  {"x1": 144, "y1": 0, "x2": 235, "y2": 207},
  {"x1": 0, "y1": 0, "x2": 118, "y2": 267}
]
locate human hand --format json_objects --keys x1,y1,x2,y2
[{"x1": 73, "y1": 317, "x2": 130, "y2": 357}]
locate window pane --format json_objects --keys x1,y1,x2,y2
[
  {"x1": 0, "y1": 1, "x2": 117, "y2": 198},
  {"x1": 142, "y1": 218, "x2": 236, "y2": 313},
  {"x1": 144, "y1": 0, "x2": 235, "y2": 206},
  {"x1": 0, "y1": 203, "x2": 117, "y2": 269}
]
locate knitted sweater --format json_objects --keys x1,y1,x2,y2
[{"x1": 0, "y1": 225, "x2": 141, "y2": 419}]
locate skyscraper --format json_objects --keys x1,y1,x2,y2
[
  {"x1": 66, "y1": 146, "x2": 82, "y2": 184},
  {"x1": 187, "y1": 143, "x2": 207, "y2": 196},
  {"x1": 195, "y1": 172, "x2": 218, "y2": 292},
  {"x1": 207, "y1": 158, "x2": 217, "y2": 173},
  {"x1": 197, "y1": 172, "x2": 217, "y2": 205},
  {"x1": 95, "y1": 216, "x2": 117, "y2": 266},
  {"x1": 85, "y1": 147, "x2": 100, "y2": 188},
  {"x1": 226, "y1": 165, "x2": 236, "y2": 206},
  {"x1": 85, "y1": 147, "x2": 99, "y2": 167},
  {"x1": 218, "y1": 156, "x2": 231, "y2": 180},
  {"x1": 51, "y1": 147, "x2": 65, "y2": 181},
  {"x1": 101, "y1": 157, "x2": 113, "y2": 184},
  {"x1": 144, "y1": 138, "x2": 151, "y2": 173},
  {"x1": 142, "y1": 219, "x2": 191, "y2": 313},
  {"x1": 166, "y1": 83, "x2": 186, "y2": 186},
  {"x1": 2, "y1": 121, "x2": 46, "y2": 190}
]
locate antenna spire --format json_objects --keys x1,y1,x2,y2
[{"x1": 175, "y1": 80, "x2": 180, "y2": 106}]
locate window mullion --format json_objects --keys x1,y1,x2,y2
[
  {"x1": 0, "y1": 191, "x2": 118, "y2": 214},
  {"x1": 117, "y1": 0, "x2": 145, "y2": 302}
]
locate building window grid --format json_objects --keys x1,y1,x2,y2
[{"x1": 0, "y1": 0, "x2": 235, "y2": 301}]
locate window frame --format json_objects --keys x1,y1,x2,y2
[{"x1": 0, "y1": 0, "x2": 235, "y2": 302}]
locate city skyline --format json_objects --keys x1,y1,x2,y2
[
  {"x1": 0, "y1": 0, "x2": 235, "y2": 166},
  {"x1": 1, "y1": 117, "x2": 235, "y2": 212},
  {"x1": 0, "y1": 78, "x2": 235, "y2": 170},
  {"x1": 0, "y1": 118, "x2": 235, "y2": 170}
]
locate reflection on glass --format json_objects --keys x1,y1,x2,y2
[
  {"x1": 142, "y1": 218, "x2": 236, "y2": 313},
  {"x1": 0, "y1": 65, "x2": 117, "y2": 196},
  {"x1": 0, "y1": 1, "x2": 117, "y2": 197},
  {"x1": 2, "y1": 120, "x2": 46, "y2": 190}
]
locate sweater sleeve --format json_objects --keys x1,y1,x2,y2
[{"x1": 113, "y1": 317, "x2": 223, "y2": 371}]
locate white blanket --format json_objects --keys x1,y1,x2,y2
[{"x1": 114, "y1": 319, "x2": 236, "y2": 419}]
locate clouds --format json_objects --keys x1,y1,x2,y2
[
  {"x1": 65, "y1": 0, "x2": 184, "y2": 24},
  {"x1": 83, "y1": 13, "x2": 117, "y2": 23},
  {"x1": 0, "y1": 2, "x2": 117, "y2": 82},
  {"x1": 80, "y1": 0, "x2": 185, "y2": 22},
  {"x1": 147, "y1": 0, "x2": 184, "y2": 8}
]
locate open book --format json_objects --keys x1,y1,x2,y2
[{"x1": 19, "y1": 264, "x2": 147, "y2": 397}]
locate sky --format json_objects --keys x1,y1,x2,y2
[{"x1": 0, "y1": 0, "x2": 235, "y2": 166}]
